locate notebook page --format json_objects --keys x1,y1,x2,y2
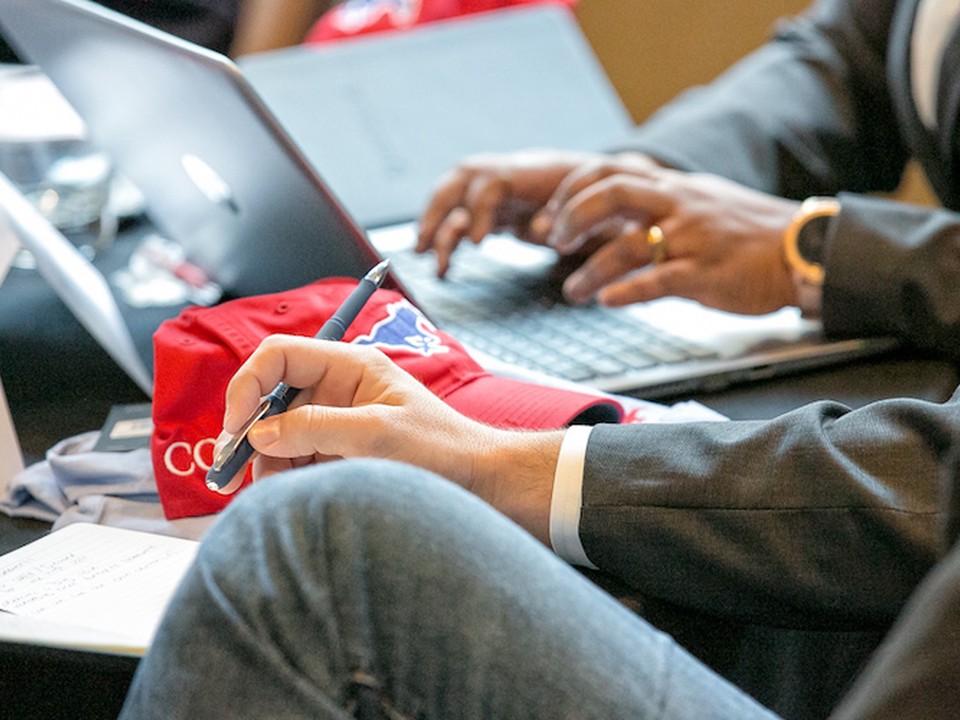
[
  {"x1": 0, "y1": 612, "x2": 145, "y2": 656},
  {"x1": 0, "y1": 523, "x2": 198, "y2": 654}
]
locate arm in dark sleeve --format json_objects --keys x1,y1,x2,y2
[
  {"x1": 614, "y1": 0, "x2": 907, "y2": 199},
  {"x1": 829, "y1": 538, "x2": 960, "y2": 719},
  {"x1": 610, "y1": 0, "x2": 960, "y2": 359},
  {"x1": 829, "y1": 452, "x2": 960, "y2": 718},
  {"x1": 579, "y1": 388, "x2": 960, "y2": 629},
  {"x1": 822, "y1": 194, "x2": 960, "y2": 360}
]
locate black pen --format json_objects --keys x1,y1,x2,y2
[{"x1": 205, "y1": 259, "x2": 390, "y2": 494}]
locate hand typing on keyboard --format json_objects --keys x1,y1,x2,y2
[{"x1": 417, "y1": 149, "x2": 802, "y2": 317}]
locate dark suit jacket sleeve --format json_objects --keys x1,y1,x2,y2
[
  {"x1": 828, "y1": 538, "x2": 960, "y2": 718},
  {"x1": 578, "y1": 387, "x2": 960, "y2": 629},
  {"x1": 829, "y1": 447, "x2": 960, "y2": 718},
  {"x1": 821, "y1": 193, "x2": 960, "y2": 359},
  {"x1": 613, "y1": 0, "x2": 907, "y2": 198},
  {"x1": 612, "y1": 0, "x2": 960, "y2": 360}
]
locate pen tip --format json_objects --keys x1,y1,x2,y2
[{"x1": 366, "y1": 258, "x2": 390, "y2": 286}]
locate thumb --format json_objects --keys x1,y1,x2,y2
[
  {"x1": 247, "y1": 405, "x2": 329, "y2": 458},
  {"x1": 246, "y1": 404, "x2": 376, "y2": 459}
]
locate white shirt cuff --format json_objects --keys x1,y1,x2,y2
[{"x1": 548, "y1": 425, "x2": 597, "y2": 569}]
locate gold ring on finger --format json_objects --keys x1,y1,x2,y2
[{"x1": 646, "y1": 224, "x2": 667, "y2": 265}]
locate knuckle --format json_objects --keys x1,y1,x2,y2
[
  {"x1": 600, "y1": 175, "x2": 632, "y2": 209},
  {"x1": 258, "y1": 334, "x2": 285, "y2": 351},
  {"x1": 614, "y1": 237, "x2": 636, "y2": 265},
  {"x1": 300, "y1": 404, "x2": 327, "y2": 436}
]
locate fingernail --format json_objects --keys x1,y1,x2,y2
[
  {"x1": 562, "y1": 274, "x2": 587, "y2": 304},
  {"x1": 222, "y1": 410, "x2": 238, "y2": 434},
  {"x1": 530, "y1": 213, "x2": 551, "y2": 238},
  {"x1": 213, "y1": 428, "x2": 232, "y2": 455},
  {"x1": 546, "y1": 221, "x2": 570, "y2": 251}
]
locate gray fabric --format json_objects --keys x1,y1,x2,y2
[
  {"x1": 821, "y1": 193, "x2": 960, "y2": 357},
  {"x1": 121, "y1": 460, "x2": 778, "y2": 720},
  {"x1": 576, "y1": 386, "x2": 960, "y2": 716},
  {"x1": 831, "y1": 536, "x2": 960, "y2": 718},
  {"x1": 580, "y1": 393, "x2": 952, "y2": 625},
  {"x1": 0, "y1": 431, "x2": 213, "y2": 540}
]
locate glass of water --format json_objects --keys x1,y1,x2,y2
[{"x1": 0, "y1": 65, "x2": 115, "y2": 264}]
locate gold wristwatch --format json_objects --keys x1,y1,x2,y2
[{"x1": 783, "y1": 196, "x2": 840, "y2": 316}]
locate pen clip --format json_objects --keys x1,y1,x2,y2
[{"x1": 211, "y1": 397, "x2": 273, "y2": 473}]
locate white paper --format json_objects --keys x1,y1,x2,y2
[
  {"x1": 0, "y1": 65, "x2": 86, "y2": 141},
  {"x1": 0, "y1": 612, "x2": 145, "y2": 656},
  {"x1": 0, "y1": 523, "x2": 199, "y2": 654},
  {"x1": 0, "y1": 217, "x2": 24, "y2": 489},
  {"x1": 0, "y1": 376, "x2": 23, "y2": 497}
]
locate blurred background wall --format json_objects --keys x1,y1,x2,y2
[
  {"x1": 575, "y1": 0, "x2": 935, "y2": 205},
  {"x1": 575, "y1": 0, "x2": 810, "y2": 122}
]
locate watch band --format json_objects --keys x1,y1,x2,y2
[{"x1": 783, "y1": 197, "x2": 840, "y2": 285}]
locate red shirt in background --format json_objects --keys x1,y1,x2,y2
[{"x1": 305, "y1": 0, "x2": 578, "y2": 42}]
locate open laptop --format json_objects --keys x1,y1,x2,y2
[
  {"x1": 234, "y1": 7, "x2": 635, "y2": 230},
  {"x1": 0, "y1": 0, "x2": 897, "y2": 400}
]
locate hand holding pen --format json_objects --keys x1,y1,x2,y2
[{"x1": 205, "y1": 259, "x2": 390, "y2": 494}]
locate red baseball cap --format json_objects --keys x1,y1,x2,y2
[{"x1": 151, "y1": 279, "x2": 622, "y2": 519}]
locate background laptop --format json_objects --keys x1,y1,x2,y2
[
  {"x1": 236, "y1": 7, "x2": 634, "y2": 229},
  {"x1": 0, "y1": 0, "x2": 896, "y2": 399}
]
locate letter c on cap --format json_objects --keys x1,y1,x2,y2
[{"x1": 164, "y1": 438, "x2": 216, "y2": 477}]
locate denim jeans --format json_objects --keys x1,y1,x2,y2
[{"x1": 120, "y1": 459, "x2": 778, "y2": 719}]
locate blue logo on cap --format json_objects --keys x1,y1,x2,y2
[
  {"x1": 352, "y1": 300, "x2": 449, "y2": 357},
  {"x1": 332, "y1": 0, "x2": 420, "y2": 30}
]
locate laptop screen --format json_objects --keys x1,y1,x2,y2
[
  {"x1": 237, "y1": 6, "x2": 634, "y2": 229},
  {"x1": 0, "y1": 0, "x2": 382, "y2": 299}
]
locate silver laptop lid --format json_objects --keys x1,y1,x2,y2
[
  {"x1": 0, "y1": 0, "x2": 382, "y2": 299},
  {"x1": 238, "y1": 5, "x2": 634, "y2": 229}
]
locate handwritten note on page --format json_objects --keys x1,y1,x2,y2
[{"x1": 0, "y1": 523, "x2": 199, "y2": 655}]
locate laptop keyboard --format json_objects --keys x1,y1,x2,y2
[{"x1": 383, "y1": 242, "x2": 717, "y2": 384}]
